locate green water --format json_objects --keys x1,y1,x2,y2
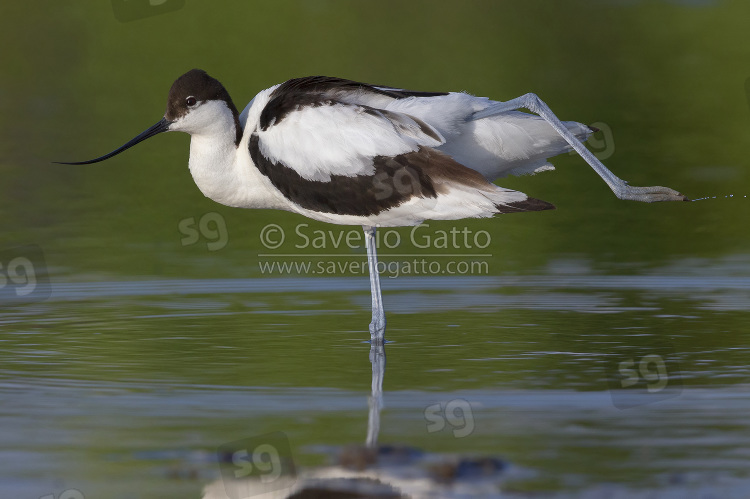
[{"x1": 2, "y1": 1, "x2": 750, "y2": 498}]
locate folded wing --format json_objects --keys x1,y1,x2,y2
[{"x1": 249, "y1": 76, "x2": 554, "y2": 220}]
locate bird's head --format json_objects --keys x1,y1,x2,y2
[{"x1": 55, "y1": 69, "x2": 241, "y2": 165}]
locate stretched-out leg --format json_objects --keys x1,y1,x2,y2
[
  {"x1": 472, "y1": 93, "x2": 688, "y2": 202},
  {"x1": 363, "y1": 225, "x2": 386, "y2": 343}
]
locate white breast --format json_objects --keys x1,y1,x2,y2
[{"x1": 186, "y1": 98, "x2": 292, "y2": 211}]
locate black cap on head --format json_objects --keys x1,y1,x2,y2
[{"x1": 166, "y1": 69, "x2": 237, "y2": 121}]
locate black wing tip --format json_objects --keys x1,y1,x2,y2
[{"x1": 496, "y1": 197, "x2": 556, "y2": 214}]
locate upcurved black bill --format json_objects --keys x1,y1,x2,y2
[{"x1": 54, "y1": 118, "x2": 172, "y2": 165}]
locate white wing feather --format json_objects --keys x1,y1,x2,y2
[{"x1": 255, "y1": 103, "x2": 444, "y2": 182}]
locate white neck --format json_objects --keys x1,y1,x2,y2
[
  {"x1": 184, "y1": 100, "x2": 290, "y2": 210},
  {"x1": 187, "y1": 119, "x2": 240, "y2": 203}
]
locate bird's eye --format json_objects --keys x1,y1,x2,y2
[{"x1": 186, "y1": 96, "x2": 197, "y2": 107}]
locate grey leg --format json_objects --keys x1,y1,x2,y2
[
  {"x1": 363, "y1": 225, "x2": 386, "y2": 343},
  {"x1": 472, "y1": 93, "x2": 688, "y2": 202}
]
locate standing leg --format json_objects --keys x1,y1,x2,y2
[
  {"x1": 363, "y1": 225, "x2": 386, "y2": 343},
  {"x1": 472, "y1": 93, "x2": 688, "y2": 203}
]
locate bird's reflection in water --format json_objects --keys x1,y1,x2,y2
[
  {"x1": 204, "y1": 342, "x2": 509, "y2": 499},
  {"x1": 366, "y1": 342, "x2": 385, "y2": 449}
]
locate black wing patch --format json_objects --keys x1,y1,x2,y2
[
  {"x1": 249, "y1": 136, "x2": 554, "y2": 217},
  {"x1": 250, "y1": 135, "x2": 440, "y2": 216},
  {"x1": 495, "y1": 197, "x2": 555, "y2": 213},
  {"x1": 259, "y1": 76, "x2": 448, "y2": 131}
]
